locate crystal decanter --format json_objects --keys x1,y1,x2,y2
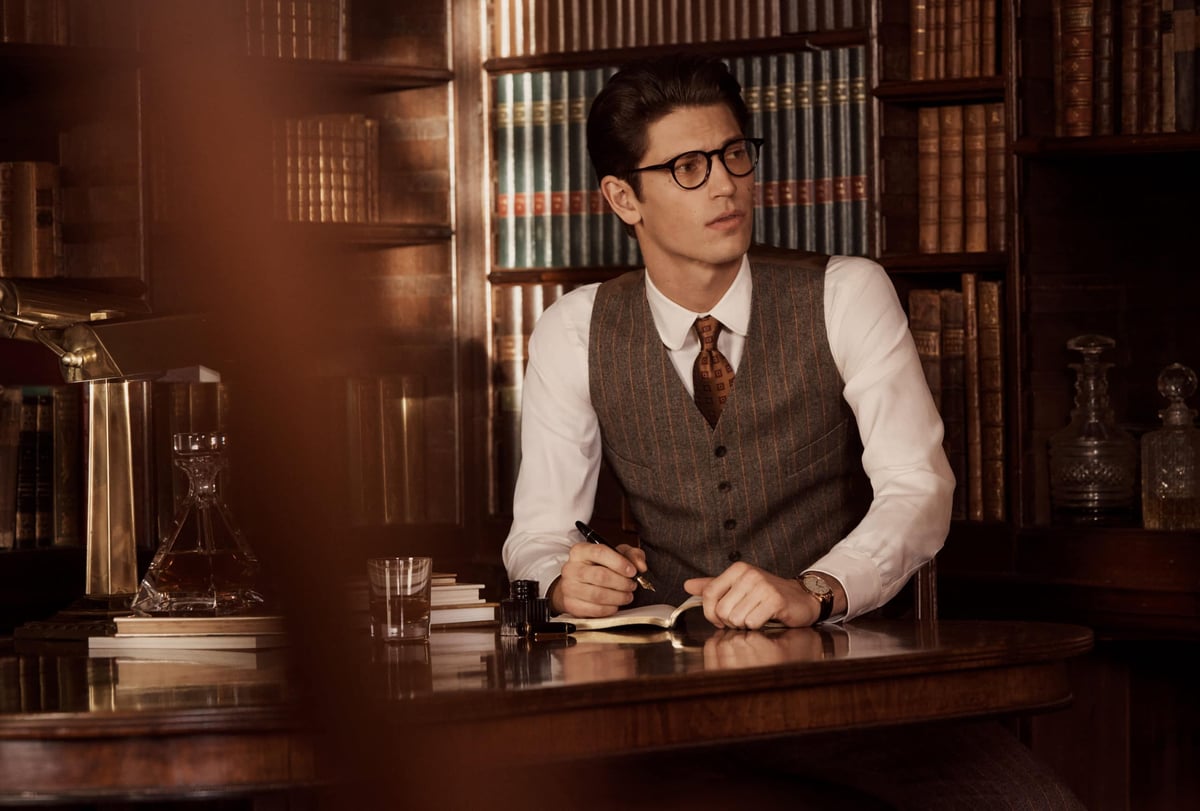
[
  {"x1": 1141, "y1": 363, "x2": 1200, "y2": 530},
  {"x1": 131, "y1": 432, "x2": 266, "y2": 615},
  {"x1": 1048, "y1": 334, "x2": 1137, "y2": 524}
]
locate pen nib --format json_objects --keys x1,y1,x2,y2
[{"x1": 636, "y1": 575, "x2": 656, "y2": 592}]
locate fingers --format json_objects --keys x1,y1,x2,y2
[
  {"x1": 614, "y1": 543, "x2": 648, "y2": 573},
  {"x1": 558, "y1": 542, "x2": 638, "y2": 617},
  {"x1": 689, "y1": 563, "x2": 788, "y2": 629}
]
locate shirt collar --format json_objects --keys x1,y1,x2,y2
[{"x1": 645, "y1": 255, "x2": 752, "y2": 351}]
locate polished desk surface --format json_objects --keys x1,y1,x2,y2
[{"x1": 0, "y1": 619, "x2": 1093, "y2": 801}]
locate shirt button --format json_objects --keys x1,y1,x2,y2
[
  {"x1": 728, "y1": 550, "x2": 741, "y2": 562},
  {"x1": 714, "y1": 446, "x2": 727, "y2": 458},
  {"x1": 723, "y1": 518, "x2": 737, "y2": 531},
  {"x1": 718, "y1": 481, "x2": 732, "y2": 492}
]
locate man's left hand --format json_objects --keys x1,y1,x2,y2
[{"x1": 684, "y1": 563, "x2": 834, "y2": 628}]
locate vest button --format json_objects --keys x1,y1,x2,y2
[
  {"x1": 723, "y1": 518, "x2": 737, "y2": 531},
  {"x1": 718, "y1": 481, "x2": 732, "y2": 492},
  {"x1": 714, "y1": 446, "x2": 727, "y2": 458},
  {"x1": 728, "y1": 550, "x2": 741, "y2": 562}
]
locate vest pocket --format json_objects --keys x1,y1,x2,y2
[{"x1": 784, "y1": 420, "x2": 854, "y2": 482}]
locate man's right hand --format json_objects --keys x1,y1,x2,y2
[{"x1": 550, "y1": 541, "x2": 645, "y2": 617}]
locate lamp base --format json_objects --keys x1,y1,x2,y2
[{"x1": 12, "y1": 593, "x2": 134, "y2": 642}]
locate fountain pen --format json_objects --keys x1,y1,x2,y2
[{"x1": 575, "y1": 520, "x2": 656, "y2": 592}]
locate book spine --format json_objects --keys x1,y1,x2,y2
[
  {"x1": 33, "y1": 392, "x2": 52, "y2": 547},
  {"x1": 15, "y1": 392, "x2": 38, "y2": 548},
  {"x1": 908, "y1": 288, "x2": 944, "y2": 411},
  {"x1": 1121, "y1": 0, "x2": 1143, "y2": 132},
  {"x1": 785, "y1": 54, "x2": 804, "y2": 251},
  {"x1": 930, "y1": 0, "x2": 946, "y2": 78},
  {"x1": 978, "y1": 279, "x2": 1005, "y2": 521},
  {"x1": 913, "y1": 0, "x2": 930, "y2": 80},
  {"x1": 982, "y1": 0, "x2": 998, "y2": 75},
  {"x1": 531, "y1": 70, "x2": 552, "y2": 267},
  {"x1": 494, "y1": 74, "x2": 515, "y2": 268},
  {"x1": 917, "y1": 107, "x2": 941, "y2": 254},
  {"x1": 832, "y1": 47, "x2": 854, "y2": 256},
  {"x1": 848, "y1": 46, "x2": 868, "y2": 256},
  {"x1": 813, "y1": 49, "x2": 835, "y2": 254},
  {"x1": 961, "y1": 272, "x2": 984, "y2": 521},
  {"x1": 797, "y1": 52, "x2": 817, "y2": 251},
  {"x1": 1140, "y1": 0, "x2": 1162, "y2": 132},
  {"x1": 0, "y1": 389, "x2": 22, "y2": 550},
  {"x1": 963, "y1": 104, "x2": 988, "y2": 252},
  {"x1": 568, "y1": 68, "x2": 590, "y2": 267},
  {"x1": 962, "y1": 0, "x2": 979, "y2": 77},
  {"x1": 513, "y1": 72, "x2": 532, "y2": 267},
  {"x1": 1162, "y1": 0, "x2": 1178, "y2": 131},
  {"x1": 946, "y1": 0, "x2": 963, "y2": 77},
  {"x1": 550, "y1": 70, "x2": 570, "y2": 268},
  {"x1": 1095, "y1": 0, "x2": 1117, "y2": 133},
  {"x1": 51, "y1": 386, "x2": 82, "y2": 547},
  {"x1": 1172, "y1": 0, "x2": 1196, "y2": 131},
  {"x1": 762, "y1": 55, "x2": 780, "y2": 248},
  {"x1": 985, "y1": 102, "x2": 1007, "y2": 252},
  {"x1": 939, "y1": 289, "x2": 968, "y2": 520},
  {"x1": 1053, "y1": 0, "x2": 1065, "y2": 135},
  {"x1": 938, "y1": 105, "x2": 964, "y2": 253},
  {"x1": 0, "y1": 162, "x2": 11, "y2": 275},
  {"x1": 1062, "y1": 0, "x2": 1096, "y2": 136}
]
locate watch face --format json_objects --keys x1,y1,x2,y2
[{"x1": 802, "y1": 574, "x2": 832, "y2": 597}]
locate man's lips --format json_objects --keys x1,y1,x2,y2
[{"x1": 707, "y1": 210, "x2": 745, "y2": 228}]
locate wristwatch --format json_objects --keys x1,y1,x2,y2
[{"x1": 798, "y1": 572, "x2": 834, "y2": 624}]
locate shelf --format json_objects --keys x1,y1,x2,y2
[
  {"x1": 1012, "y1": 132, "x2": 1200, "y2": 158},
  {"x1": 872, "y1": 76, "x2": 1006, "y2": 104},
  {"x1": 151, "y1": 222, "x2": 452, "y2": 248},
  {"x1": 488, "y1": 267, "x2": 632, "y2": 285},
  {"x1": 484, "y1": 29, "x2": 869, "y2": 73},
  {"x1": 878, "y1": 252, "x2": 1007, "y2": 272},
  {"x1": 262, "y1": 58, "x2": 454, "y2": 93}
]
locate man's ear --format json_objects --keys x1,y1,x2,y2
[{"x1": 600, "y1": 175, "x2": 641, "y2": 227}]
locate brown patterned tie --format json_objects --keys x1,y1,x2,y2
[{"x1": 693, "y1": 316, "x2": 735, "y2": 427}]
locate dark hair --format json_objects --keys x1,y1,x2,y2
[{"x1": 586, "y1": 53, "x2": 749, "y2": 196}]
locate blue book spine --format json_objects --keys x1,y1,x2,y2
[
  {"x1": 550, "y1": 70, "x2": 571, "y2": 268},
  {"x1": 531, "y1": 71, "x2": 552, "y2": 267},
  {"x1": 514, "y1": 72, "x2": 534, "y2": 267},
  {"x1": 813, "y1": 48, "x2": 835, "y2": 254},
  {"x1": 796, "y1": 50, "x2": 817, "y2": 251},
  {"x1": 493, "y1": 74, "x2": 516, "y2": 268},
  {"x1": 848, "y1": 46, "x2": 869, "y2": 256},
  {"x1": 832, "y1": 47, "x2": 853, "y2": 256},
  {"x1": 762, "y1": 54, "x2": 780, "y2": 247},
  {"x1": 780, "y1": 52, "x2": 799, "y2": 250},
  {"x1": 568, "y1": 68, "x2": 590, "y2": 268}
]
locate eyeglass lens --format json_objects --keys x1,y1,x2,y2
[{"x1": 673, "y1": 140, "x2": 759, "y2": 189}]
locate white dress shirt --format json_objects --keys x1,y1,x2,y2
[{"x1": 502, "y1": 254, "x2": 955, "y2": 620}]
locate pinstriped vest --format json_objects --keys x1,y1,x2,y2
[{"x1": 588, "y1": 251, "x2": 872, "y2": 606}]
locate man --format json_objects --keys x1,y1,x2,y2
[
  {"x1": 503, "y1": 52, "x2": 953, "y2": 628},
  {"x1": 501, "y1": 53, "x2": 1084, "y2": 810}
]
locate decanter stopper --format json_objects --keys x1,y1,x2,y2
[
  {"x1": 1048, "y1": 334, "x2": 1138, "y2": 523},
  {"x1": 1141, "y1": 364, "x2": 1200, "y2": 530}
]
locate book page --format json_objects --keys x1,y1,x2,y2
[{"x1": 555, "y1": 595, "x2": 704, "y2": 631}]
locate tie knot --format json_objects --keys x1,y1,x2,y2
[{"x1": 694, "y1": 316, "x2": 723, "y2": 351}]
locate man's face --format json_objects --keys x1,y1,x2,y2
[{"x1": 623, "y1": 104, "x2": 755, "y2": 278}]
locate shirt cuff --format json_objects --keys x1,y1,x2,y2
[{"x1": 804, "y1": 547, "x2": 883, "y2": 622}]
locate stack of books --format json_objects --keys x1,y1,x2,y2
[
  {"x1": 429, "y1": 573, "x2": 498, "y2": 628},
  {"x1": 88, "y1": 614, "x2": 289, "y2": 652}
]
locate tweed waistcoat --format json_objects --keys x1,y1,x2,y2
[{"x1": 588, "y1": 251, "x2": 872, "y2": 606}]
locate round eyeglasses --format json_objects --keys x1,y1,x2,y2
[{"x1": 627, "y1": 137, "x2": 765, "y2": 190}]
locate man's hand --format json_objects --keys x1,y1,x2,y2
[
  {"x1": 684, "y1": 562, "x2": 840, "y2": 628},
  {"x1": 551, "y1": 542, "x2": 648, "y2": 617}
]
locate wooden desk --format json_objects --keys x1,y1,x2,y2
[{"x1": 0, "y1": 619, "x2": 1091, "y2": 804}]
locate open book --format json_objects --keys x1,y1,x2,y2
[{"x1": 553, "y1": 595, "x2": 706, "y2": 631}]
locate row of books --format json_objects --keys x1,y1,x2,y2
[
  {"x1": 910, "y1": 0, "x2": 1001, "y2": 80},
  {"x1": 491, "y1": 49, "x2": 869, "y2": 269},
  {"x1": 730, "y1": 47, "x2": 870, "y2": 257},
  {"x1": 492, "y1": 282, "x2": 581, "y2": 507},
  {"x1": 490, "y1": 0, "x2": 869, "y2": 58},
  {"x1": 0, "y1": 0, "x2": 134, "y2": 47},
  {"x1": 1055, "y1": 0, "x2": 1199, "y2": 135},
  {"x1": 149, "y1": 113, "x2": 381, "y2": 225},
  {"x1": 906, "y1": 273, "x2": 1004, "y2": 522},
  {"x1": 917, "y1": 103, "x2": 1007, "y2": 254},
  {"x1": 0, "y1": 162, "x2": 63, "y2": 279},
  {"x1": 235, "y1": 0, "x2": 350, "y2": 61},
  {"x1": 0, "y1": 385, "x2": 82, "y2": 551}
]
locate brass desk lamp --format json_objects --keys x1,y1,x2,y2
[{"x1": 2, "y1": 279, "x2": 215, "y2": 632}]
